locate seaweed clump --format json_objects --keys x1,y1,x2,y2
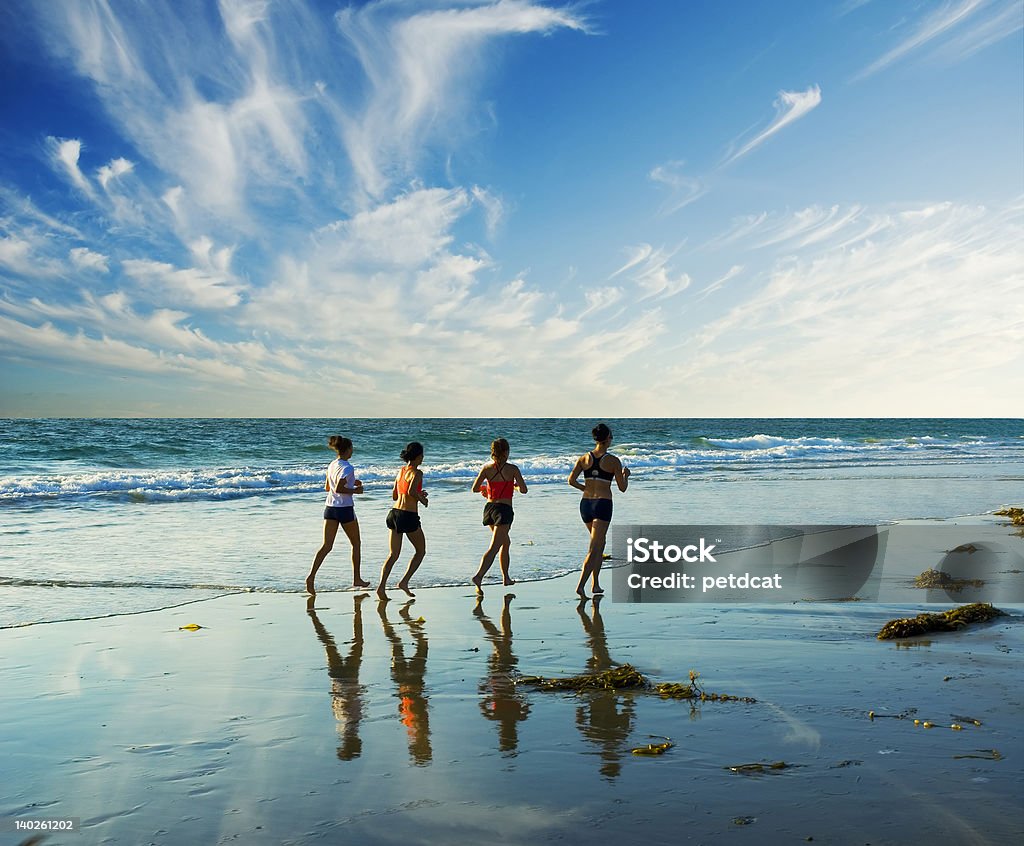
[
  {"x1": 913, "y1": 569, "x2": 985, "y2": 592},
  {"x1": 994, "y1": 507, "x2": 1024, "y2": 526},
  {"x1": 518, "y1": 664, "x2": 756, "y2": 702},
  {"x1": 655, "y1": 670, "x2": 757, "y2": 703},
  {"x1": 877, "y1": 603, "x2": 1006, "y2": 640},
  {"x1": 518, "y1": 663, "x2": 647, "y2": 691}
]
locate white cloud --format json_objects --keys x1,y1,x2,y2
[
  {"x1": 69, "y1": 247, "x2": 110, "y2": 273},
  {"x1": 580, "y1": 286, "x2": 623, "y2": 318},
  {"x1": 121, "y1": 256, "x2": 244, "y2": 310},
  {"x1": 664, "y1": 200, "x2": 1024, "y2": 415},
  {"x1": 0, "y1": 224, "x2": 65, "y2": 279},
  {"x1": 938, "y1": 0, "x2": 1024, "y2": 61},
  {"x1": 47, "y1": 137, "x2": 95, "y2": 197},
  {"x1": 697, "y1": 264, "x2": 743, "y2": 299},
  {"x1": 97, "y1": 157, "x2": 134, "y2": 190},
  {"x1": 649, "y1": 161, "x2": 705, "y2": 215},
  {"x1": 334, "y1": 0, "x2": 588, "y2": 198},
  {"x1": 853, "y1": 0, "x2": 990, "y2": 79},
  {"x1": 722, "y1": 85, "x2": 822, "y2": 165},
  {"x1": 610, "y1": 244, "x2": 691, "y2": 299},
  {"x1": 471, "y1": 185, "x2": 505, "y2": 238}
]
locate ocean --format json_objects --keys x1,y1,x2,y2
[{"x1": 2, "y1": 418, "x2": 1021, "y2": 627}]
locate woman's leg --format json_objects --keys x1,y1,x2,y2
[
  {"x1": 340, "y1": 519, "x2": 368, "y2": 588},
  {"x1": 576, "y1": 519, "x2": 609, "y2": 598},
  {"x1": 307, "y1": 520, "x2": 341, "y2": 593},
  {"x1": 377, "y1": 530, "x2": 404, "y2": 600},
  {"x1": 398, "y1": 528, "x2": 426, "y2": 596},
  {"x1": 472, "y1": 526, "x2": 503, "y2": 591},
  {"x1": 495, "y1": 525, "x2": 514, "y2": 585}
]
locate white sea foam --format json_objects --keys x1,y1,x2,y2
[{"x1": 0, "y1": 435, "x2": 1012, "y2": 505}]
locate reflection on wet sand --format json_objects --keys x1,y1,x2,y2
[
  {"x1": 378, "y1": 599, "x2": 432, "y2": 766},
  {"x1": 575, "y1": 597, "x2": 636, "y2": 779},
  {"x1": 473, "y1": 593, "x2": 530, "y2": 754},
  {"x1": 307, "y1": 593, "x2": 367, "y2": 761}
]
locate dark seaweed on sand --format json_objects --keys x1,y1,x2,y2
[
  {"x1": 517, "y1": 664, "x2": 756, "y2": 703},
  {"x1": 876, "y1": 603, "x2": 1006, "y2": 640},
  {"x1": 913, "y1": 569, "x2": 985, "y2": 591}
]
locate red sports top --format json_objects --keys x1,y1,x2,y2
[{"x1": 482, "y1": 463, "x2": 515, "y2": 500}]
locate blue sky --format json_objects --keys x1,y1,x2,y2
[{"x1": 1, "y1": 0, "x2": 1021, "y2": 417}]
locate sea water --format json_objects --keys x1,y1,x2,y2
[{"x1": 1, "y1": 418, "x2": 1021, "y2": 627}]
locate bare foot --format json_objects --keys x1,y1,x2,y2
[
  {"x1": 353, "y1": 578, "x2": 371, "y2": 588},
  {"x1": 576, "y1": 589, "x2": 589, "y2": 601},
  {"x1": 592, "y1": 585, "x2": 604, "y2": 595},
  {"x1": 502, "y1": 577, "x2": 516, "y2": 587},
  {"x1": 471, "y1": 576, "x2": 483, "y2": 595},
  {"x1": 305, "y1": 576, "x2": 316, "y2": 594},
  {"x1": 397, "y1": 582, "x2": 416, "y2": 597},
  {"x1": 376, "y1": 585, "x2": 388, "y2": 601}
]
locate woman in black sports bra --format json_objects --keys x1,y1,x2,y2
[{"x1": 568, "y1": 423, "x2": 630, "y2": 599}]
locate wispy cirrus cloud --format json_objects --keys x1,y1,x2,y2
[
  {"x1": 610, "y1": 244, "x2": 691, "y2": 299},
  {"x1": 697, "y1": 264, "x2": 743, "y2": 299},
  {"x1": 334, "y1": 0, "x2": 588, "y2": 200},
  {"x1": 648, "y1": 161, "x2": 705, "y2": 215},
  {"x1": 661, "y1": 199, "x2": 1024, "y2": 415},
  {"x1": 47, "y1": 137, "x2": 95, "y2": 198},
  {"x1": 721, "y1": 85, "x2": 822, "y2": 166},
  {"x1": 852, "y1": 0, "x2": 1020, "y2": 80},
  {"x1": 69, "y1": 247, "x2": 109, "y2": 273},
  {"x1": 646, "y1": 85, "x2": 821, "y2": 216}
]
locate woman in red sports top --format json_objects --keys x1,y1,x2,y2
[
  {"x1": 471, "y1": 438, "x2": 528, "y2": 594},
  {"x1": 377, "y1": 441, "x2": 429, "y2": 600}
]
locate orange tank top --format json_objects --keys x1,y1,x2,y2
[{"x1": 396, "y1": 468, "x2": 421, "y2": 495}]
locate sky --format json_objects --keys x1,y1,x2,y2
[{"x1": 0, "y1": 0, "x2": 1022, "y2": 417}]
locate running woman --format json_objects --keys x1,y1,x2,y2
[
  {"x1": 471, "y1": 438, "x2": 528, "y2": 593},
  {"x1": 307, "y1": 435, "x2": 368, "y2": 594},
  {"x1": 568, "y1": 423, "x2": 630, "y2": 599},
  {"x1": 377, "y1": 442, "x2": 429, "y2": 600}
]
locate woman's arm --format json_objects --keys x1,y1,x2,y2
[
  {"x1": 413, "y1": 470, "x2": 429, "y2": 507},
  {"x1": 471, "y1": 464, "x2": 489, "y2": 494},
  {"x1": 513, "y1": 465, "x2": 528, "y2": 494},
  {"x1": 568, "y1": 455, "x2": 587, "y2": 492},
  {"x1": 614, "y1": 456, "x2": 630, "y2": 492}
]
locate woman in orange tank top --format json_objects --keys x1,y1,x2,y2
[
  {"x1": 377, "y1": 441, "x2": 429, "y2": 600},
  {"x1": 471, "y1": 438, "x2": 528, "y2": 594}
]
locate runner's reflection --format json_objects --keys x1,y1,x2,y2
[
  {"x1": 307, "y1": 593, "x2": 366, "y2": 760},
  {"x1": 575, "y1": 596, "x2": 636, "y2": 779},
  {"x1": 474, "y1": 593, "x2": 530, "y2": 754},
  {"x1": 378, "y1": 599, "x2": 432, "y2": 766}
]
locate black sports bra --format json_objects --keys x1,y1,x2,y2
[{"x1": 585, "y1": 451, "x2": 615, "y2": 482}]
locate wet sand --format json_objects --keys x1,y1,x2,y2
[{"x1": 1, "y1": 575, "x2": 1022, "y2": 845}]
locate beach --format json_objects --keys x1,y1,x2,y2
[
  {"x1": 2, "y1": 572, "x2": 1022, "y2": 845},
  {"x1": 2, "y1": 418, "x2": 1023, "y2": 843}
]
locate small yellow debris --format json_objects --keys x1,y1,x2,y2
[
  {"x1": 951, "y1": 724, "x2": 963, "y2": 731},
  {"x1": 179, "y1": 623, "x2": 203, "y2": 631},
  {"x1": 868, "y1": 711, "x2": 875, "y2": 720},
  {"x1": 922, "y1": 721, "x2": 935, "y2": 729},
  {"x1": 631, "y1": 735, "x2": 674, "y2": 756},
  {"x1": 914, "y1": 719, "x2": 921, "y2": 726}
]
